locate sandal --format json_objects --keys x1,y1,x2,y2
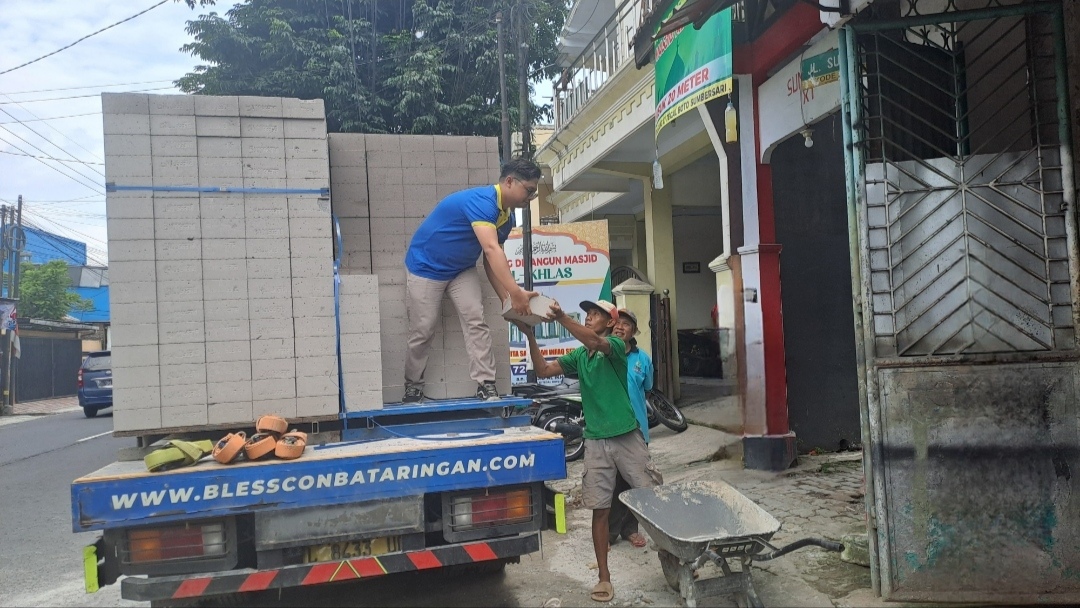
[
  {"x1": 244, "y1": 432, "x2": 278, "y2": 461},
  {"x1": 627, "y1": 532, "x2": 647, "y2": 548},
  {"x1": 590, "y1": 581, "x2": 614, "y2": 603},
  {"x1": 275, "y1": 430, "x2": 308, "y2": 460},
  {"x1": 212, "y1": 431, "x2": 247, "y2": 464},
  {"x1": 144, "y1": 439, "x2": 215, "y2": 472}
]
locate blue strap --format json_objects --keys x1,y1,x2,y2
[
  {"x1": 106, "y1": 183, "x2": 328, "y2": 196},
  {"x1": 333, "y1": 214, "x2": 345, "y2": 417}
]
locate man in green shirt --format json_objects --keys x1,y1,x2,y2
[{"x1": 513, "y1": 299, "x2": 661, "y2": 603}]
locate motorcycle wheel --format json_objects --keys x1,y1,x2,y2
[
  {"x1": 538, "y1": 412, "x2": 586, "y2": 461},
  {"x1": 647, "y1": 390, "x2": 688, "y2": 433},
  {"x1": 645, "y1": 400, "x2": 661, "y2": 429}
]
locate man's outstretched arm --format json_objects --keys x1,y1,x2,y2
[
  {"x1": 512, "y1": 321, "x2": 564, "y2": 378},
  {"x1": 473, "y1": 224, "x2": 537, "y2": 314}
]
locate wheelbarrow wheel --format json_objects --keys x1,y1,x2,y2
[
  {"x1": 657, "y1": 549, "x2": 683, "y2": 592},
  {"x1": 734, "y1": 574, "x2": 764, "y2": 608}
]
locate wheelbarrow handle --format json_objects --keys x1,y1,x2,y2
[{"x1": 753, "y1": 537, "x2": 845, "y2": 561}]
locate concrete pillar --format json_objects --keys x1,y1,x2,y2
[
  {"x1": 632, "y1": 219, "x2": 648, "y2": 272},
  {"x1": 733, "y1": 73, "x2": 794, "y2": 471},
  {"x1": 642, "y1": 177, "x2": 680, "y2": 399},
  {"x1": 612, "y1": 278, "x2": 655, "y2": 358}
]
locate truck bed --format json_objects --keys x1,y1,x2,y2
[{"x1": 73, "y1": 425, "x2": 565, "y2": 532}]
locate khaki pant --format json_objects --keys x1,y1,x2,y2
[
  {"x1": 404, "y1": 267, "x2": 496, "y2": 388},
  {"x1": 582, "y1": 429, "x2": 663, "y2": 510}
]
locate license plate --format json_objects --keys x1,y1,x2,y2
[{"x1": 303, "y1": 536, "x2": 402, "y2": 564}]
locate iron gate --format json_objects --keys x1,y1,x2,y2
[
  {"x1": 841, "y1": 0, "x2": 1080, "y2": 602},
  {"x1": 651, "y1": 292, "x2": 675, "y2": 397}
]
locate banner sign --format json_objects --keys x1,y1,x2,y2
[
  {"x1": 504, "y1": 220, "x2": 612, "y2": 386},
  {"x1": 801, "y1": 48, "x2": 840, "y2": 90},
  {"x1": 72, "y1": 438, "x2": 566, "y2": 532},
  {"x1": 654, "y1": 3, "x2": 733, "y2": 137}
]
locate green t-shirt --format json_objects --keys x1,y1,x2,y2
[{"x1": 558, "y1": 335, "x2": 639, "y2": 440}]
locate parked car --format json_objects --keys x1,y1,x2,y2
[{"x1": 77, "y1": 351, "x2": 112, "y2": 418}]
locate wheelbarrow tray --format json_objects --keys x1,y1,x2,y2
[{"x1": 620, "y1": 480, "x2": 781, "y2": 563}]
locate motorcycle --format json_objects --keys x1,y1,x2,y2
[
  {"x1": 514, "y1": 379, "x2": 688, "y2": 462},
  {"x1": 513, "y1": 379, "x2": 586, "y2": 461}
]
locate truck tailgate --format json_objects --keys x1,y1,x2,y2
[{"x1": 72, "y1": 426, "x2": 565, "y2": 532}]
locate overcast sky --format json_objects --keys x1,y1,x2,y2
[
  {"x1": 0, "y1": 1, "x2": 555, "y2": 267},
  {"x1": 0, "y1": 0, "x2": 232, "y2": 266}
]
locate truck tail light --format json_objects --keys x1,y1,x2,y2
[
  {"x1": 449, "y1": 487, "x2": 534, "y2": 530},
  {"x1": 77, "y1": 369, "x2": 84, "y2": 389},
  {"x1": 125, "y1": 522, "x2": 227, "y2": 565}
]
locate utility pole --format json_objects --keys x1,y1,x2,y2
[
  {"x1": 4, "y1": 196, "x2": 20, "y2": 414},
  {"x1": 516, "y1": 0, "x2": 534, "y2": 293},
  {"x1": 497, "y1": 11, "x2": 512, "y2": 163}
]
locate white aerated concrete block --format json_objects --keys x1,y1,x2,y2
[
  {"x1": 282, "y1": 98, "x2": 325, "y2": 119},
  {"x1": 208, "y1": 401, "x2": 254, "y2": 425},
  {"x1": 162, "y1": 405, "x2": 209, "y2": 429},
  {"x1": 151, "y1": 135, "x2": 198, "y2": 157},
  {"x1": 195, "y1": 95, "x2": 239, "y2": 116},
  {"x1": 159, "y1": 343, "x2": 206, "y2": 366},
  {"x1": 240, "y1": 117, "x2": 284, "y2": 139},
  {"x1": 103, "y1": 93, "x2": 149, "y2": 114},
  {"x1": 103, "y1": 113, "x2": 150, "y2": 136},
  {"x1": 195, "y1": 116, "x2": 241, "y2": 137},
  {"x1": 206, "y1": 340, "x2": 251, "y2": 363},
  {"x1": 105, "y1": 134, "x2": 151, "y2": 158},
  {"x1": 257, "y1": 397, "x2": 299, "y2": 419},
  {"x1": 114, "y1": 407, "x2": 162, "y2": 432},
  {"x1": 239, "y1": 96, "x2": 283, "y2": 118},
  {"x1": 149, "y1": 94, "x2": 194, "y2": 115},
  {"x1": 150, "y1": 115, "x2": 196, "y2": 136}
]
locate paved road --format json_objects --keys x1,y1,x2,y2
[{"x1": 0, "y1": 410, "x2": 140, "y2": 607}]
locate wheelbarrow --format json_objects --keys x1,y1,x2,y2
[{"x1": 620, "y1": 480, "x2": 844, "y2": 608}]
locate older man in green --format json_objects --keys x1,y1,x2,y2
[{"x1": 512, "y1": 299, "x2": 661, "y2": 603}]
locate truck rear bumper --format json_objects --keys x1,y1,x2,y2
[{"x1": 120, "y1": 533, "x2": 541, "y2": 602}]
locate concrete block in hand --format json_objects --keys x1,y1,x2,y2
[{"x1": 501, "y1": 295, "x2": 555, "y2": 327}]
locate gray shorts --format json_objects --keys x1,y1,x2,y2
[{"x1": 582, "y1": 429, "x2": 663, "y2": 510}]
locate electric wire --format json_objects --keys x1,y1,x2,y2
[
  {"x1": 0, "y1": 111, "x2": 100, "y2": 125},
  {"x1": 1, "y1": 80, "x2": 173, "y2": 96},
  {"x1": 0, "y1": 0, "x2": 172, "y2": 76},
  {"x1": 0, "y1": 97, "x2": 106, "y2": 164},
  {"x1": 0, "y1": 125, "x2": 105, "y2": 186},
  {"x1": 0, "y1": 149, "x2": 103, "y2": 165},
  {"x1": 0, "y1": 132, "x2": 104, "y2": 195},
  {"x1": 0, "y1": 88, "x2": 175, "y2": 105}
]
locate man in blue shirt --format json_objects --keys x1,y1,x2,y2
[
  {"x1": 608, "y1": 309, "x2": 655, "y2": 549},
  {"x1": 402, "y1": 159, "x2": 541, "y2": 403}
]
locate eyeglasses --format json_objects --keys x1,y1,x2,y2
[{"x1": 513, "y1": 177, "x2": 538, "y2": 200}]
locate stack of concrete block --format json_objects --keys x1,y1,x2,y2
[
  {"x1": 330, "y1": 133, "x2": 510, "y2": 404},
  {"x1": 104, "y1": 93, "x2": 340, "y2": 433},
  {"x1": 338, "y1": 273, "x2": 383, "y2": 411}
]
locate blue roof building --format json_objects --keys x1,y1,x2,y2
[{"x1": 18, "y1": 227, "x2": 108, "y2": 323}]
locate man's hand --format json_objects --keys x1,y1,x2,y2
[
  {"x1": 548, "y1": 300, "x2": 565, "y2": 320},
  {"x1": 510, "y1": 288, "x2": 539, "y2": 316}
]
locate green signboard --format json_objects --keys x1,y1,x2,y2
[
  {"x1": 801, "y1": 49, "x2": 840, "y2": 90},
  {"x1": 653, "y1": 3, "x2": 733, "y2": 138}
]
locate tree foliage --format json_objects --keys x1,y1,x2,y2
[
  {"x1": 177, "y1": 0, "x2": 566, "y2": 140},
  {"x1": 19, "y1": 260, "x2": 94, "y2": 321}
]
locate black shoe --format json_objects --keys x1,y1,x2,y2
[
  {"x1": 402, "y1": 386, "x2": 425, "y2": 403},
  {"x1": 476, "y1": 381, "x2": 500, "y2": 401}
]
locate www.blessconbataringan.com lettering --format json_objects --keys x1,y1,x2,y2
[{"x1": 110, "y1": 453, "x2": 536, "y2": 510}]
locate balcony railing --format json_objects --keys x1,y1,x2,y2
[{"x1": 553, "y1": 0, "x2": 665, "y2": 130}]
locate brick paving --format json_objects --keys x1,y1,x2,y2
[{"x1": 11, "y1": 395, "x2": 82, "y2": 415}]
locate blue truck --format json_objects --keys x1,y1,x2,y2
[{"x1": 72, "y1": 400, "x2": 566, "y2": 604}]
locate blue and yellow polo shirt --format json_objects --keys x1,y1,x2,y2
[{"x1": 405, "y1": 185, "x2": 516, "y2": 281}]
